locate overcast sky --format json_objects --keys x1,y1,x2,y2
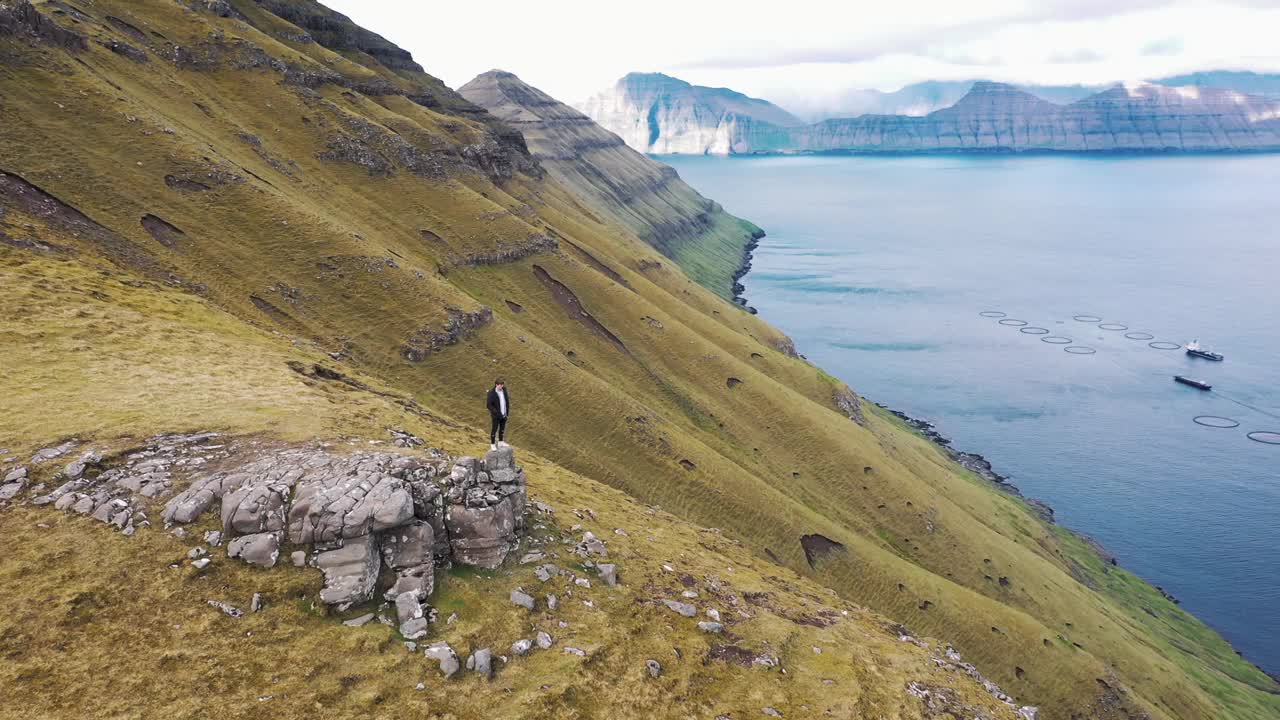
[{"x1": 322, "y1": 0, "x2": 1280, "y2": 109}]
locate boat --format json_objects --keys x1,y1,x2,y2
[
  {"x1": 1174, "y1": 375, "x2": 1212, "y2": 391},
  {"x1": 1185, "y1": 339, "x2": 1224, "y2": 361}
]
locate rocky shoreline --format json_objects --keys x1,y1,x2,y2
[{"x1": 730, "y1": 229, "x2": 765, "y2": 312}]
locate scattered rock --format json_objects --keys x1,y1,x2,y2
[
  {"x1": 535, "y1": 631, "x2": 553, "y2": 649},
  {"x1": 646, "y1": 659, "x2": 662, "y2": 677},
  {"x1": 597, "y1": 563, "x2": 618, "y2": 586},
  {"x1": 343, "y1": 613, "x2": 376, "y2": 627},
  {"x1": 251, "y1": 593, "x2": 264, "y2": 612},
  {"x1": 575, "y1": 531, "x2": 607, "y2": 557},
  {"x1": 3, "y1": 467, "x2": 26, "y2": 483},
  {"x1": 399, "y1": 617, "x2": 429, "y2": 639},
  {"x1": 192, "y1": 558, "x2": 211, "y2": 569},
  {"x1": 510, "y1": 589, "x2": 536, "y2": 610},
  {"x1": 511, "y1": 638, "x2": 532, "y2": 656},
  {"x1": 763, "y1": 707, "x2": 783, "y2": 717},
  {"x1": 534, "y1": 563, "x2": 558, "y2": 582},
  {"x1": 31, "y1": 440, "x2": 78, "y2": 464},
  {"x1": 204, "y1": 530, "x2": 223, "y2": 546},
  {"x1": 207, "y1": 600, "x2": 242, "y2": 617},
  {"x1": 424, "y1": 642, "x2": 460, "y2": 678},
  {"x1": 467, "y1": 648, "x2": 493, "y2": 678},
  {"x1": 698, "y1": 621, "x2": 724, "y2": 634},
  {"x1": 663, "y1": 600, "x2": 697, "y2": 617},
  {"x1": 546, "y1": 594, "x2": 558, "y2": 611},
  {"x1": 563, "y1": 647, "x2": 586, "y2": 657}
]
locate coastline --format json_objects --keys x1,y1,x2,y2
[{"x1": 729, "y1": 227, "x2": 765, "y2": 312}]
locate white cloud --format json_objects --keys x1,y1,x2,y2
[{"x1": 319, "y1": 0, "x2": 1280, "y2": 106}]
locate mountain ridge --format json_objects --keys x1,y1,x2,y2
[
  {"x1": 584, "y1": 73, "x2": 1280, "y2": 154},
  {"x1": 459, "y1": 69, "x2": 763, "y2": 303}
]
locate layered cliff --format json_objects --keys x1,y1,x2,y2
[
  {"x1": 578, "y1": 71, "x2": 801, "y2": 154},
  {"x1": 460, "y1": 70, "x2": 762, "y2": 301},
  {"x1": 584, "y1": 75, "x2": 1280, "y2": 154},
  {"x1": 2, "y1": 2, "x2": 1279, "y2": 719}
]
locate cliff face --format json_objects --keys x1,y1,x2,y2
[
  {"x1": 578, "y1": 72, "x2": 801, "y2": 154},
  {"x1": 584, "y1": 76, "x2": 1280, "y2": 154},
  {"x1": 460, "y1": 70, "x2": 762, "y2": 301}
]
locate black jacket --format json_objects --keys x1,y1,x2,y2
[{"x1": 486, "y1": 387, "x2": 511, "y2": 419}]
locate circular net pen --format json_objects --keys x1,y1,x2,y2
[
  {"x1": 1020, "y1": 327, "x2": 1050, "y2": 335},
  {"x1": 1193, "y1": 416, "x2": 1240, "y2": 429},
  {"x1": 979, "y1": 311, "x2": 1007, "y2": 318},
  {"x1": 1074, "y1": 315, "x2": 1102, "y2": 322},
  {"x1": 1124, "y1": 332, "x2": 1155, "y2": 340},
  {"x1": 1041, "y1": 336, "x2": 1073, "y2": 345},
  {"x1": 1099, "y1": 323, "x2": 1128, "y2": 331},
  {"x1": 1247, "y1": 431, "x2": 1280, "y2": 445},
  {"x1": 1149, "y1": 341, "x2": 1182, "y2": 350},
  {"x1": 999, "y1": 319, "x2": 1028, "y2": 327},
  {"x1": 1064, "y1": 346, "x2": 1097, "y2": 355}
]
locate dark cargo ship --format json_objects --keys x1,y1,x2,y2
[{"x1": 1174, "y1": 375, "x2": 1213, "y2": 390}]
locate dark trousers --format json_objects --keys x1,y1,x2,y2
[{"x1": 490, "y1": 414, "x2": 507, "y2": 443}]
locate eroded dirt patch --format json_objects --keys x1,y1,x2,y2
[
  {"x1": 800, "y1": 533, "x2": 847, "y2": 568},
  {"x1": 532, "y1": 264, "x2": 627, "y2": 354},
  {"x1": 564, "y1": 239, "x2": 631, "y2": 289},
  {"x1": 140, "y1": 214, "x2": 185, "y2": 248}
]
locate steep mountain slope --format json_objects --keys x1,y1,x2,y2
[
  {"x1": 2, "y1": 2, "x2": 1278, "y2": 719},
  {"x1": 583, "y1": 73, "x2": 1280, "y2": 154},
  {"x1": 459, "y1": 70, "x2": 762, "y2": 303},
  {"x1": 578, "y1": 72, "x2": 801, "y2": 154}
]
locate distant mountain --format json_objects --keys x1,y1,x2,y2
[
  {"x1": 577, "y1": 72, "x2": 802, "y2": 154},
  {"x1": 582, "y1": 74, "x2": 1280, "y2": 154},
  {"x1": 793, "y1": 80, "x2": 1102, "y2": 120},
  {"x1": 1152, "y1": 70, "x2": 1280, "y2": 98},
  {"x1": 460, "y1": 70, "x2": 761, "y2": 300}
]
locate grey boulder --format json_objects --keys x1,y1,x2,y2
[
  {"x1": 424, "y1": 642, "x2": 460, "y2": 678},
  {"x1": 315, "y1": 534, "x2": 380, "y2": 609},
  {"x1": 227, "y1": 532, "x2": 281, "y2": 568},
  {"x1": 663, "y1": 600, "x2": 697, "y2": 617},
  {"x1": 510, "y1": 589, "x2": 535, "y2": 610}
]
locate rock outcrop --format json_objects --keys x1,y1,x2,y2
[
  {"x1": 20, "y1": 432, "x2": 528, "y2": 617},
  {"x1": 460, "y1": 70, "x2": 764, "y2": 301},
  {"x1": 582, "y1": 74, "x2": 1280, "y2": 154}
]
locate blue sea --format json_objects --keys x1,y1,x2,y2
[{"x1": 664, "y1": 153, "x2": 1280, "y2": 673}]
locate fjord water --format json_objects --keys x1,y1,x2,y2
[{"x1": 664, "y1": 153, "x2": 1280, "y2": 672}]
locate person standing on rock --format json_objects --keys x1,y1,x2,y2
[{"x1": 487, "y1": 378, "x2": 510, "y2": 450}]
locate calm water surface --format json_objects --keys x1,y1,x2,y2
[{"x1": 664, "y1": 153, "x2": 1280, "y2": 672}]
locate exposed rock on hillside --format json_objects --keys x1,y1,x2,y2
[{"x1": 24, "y1": 430, "x2": 527, "y2": 625}]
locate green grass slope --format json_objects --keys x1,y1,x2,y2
[{"x1": 1, "y1": 2, "x2": 1276, "y2": 718}]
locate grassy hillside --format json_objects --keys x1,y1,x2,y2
[
  {"x1": 458, "y1": 70, "x2": 763, "y2": 303},
  {"x1": 1, "y1": 2, "x2": 1276, "y2": 718}
]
